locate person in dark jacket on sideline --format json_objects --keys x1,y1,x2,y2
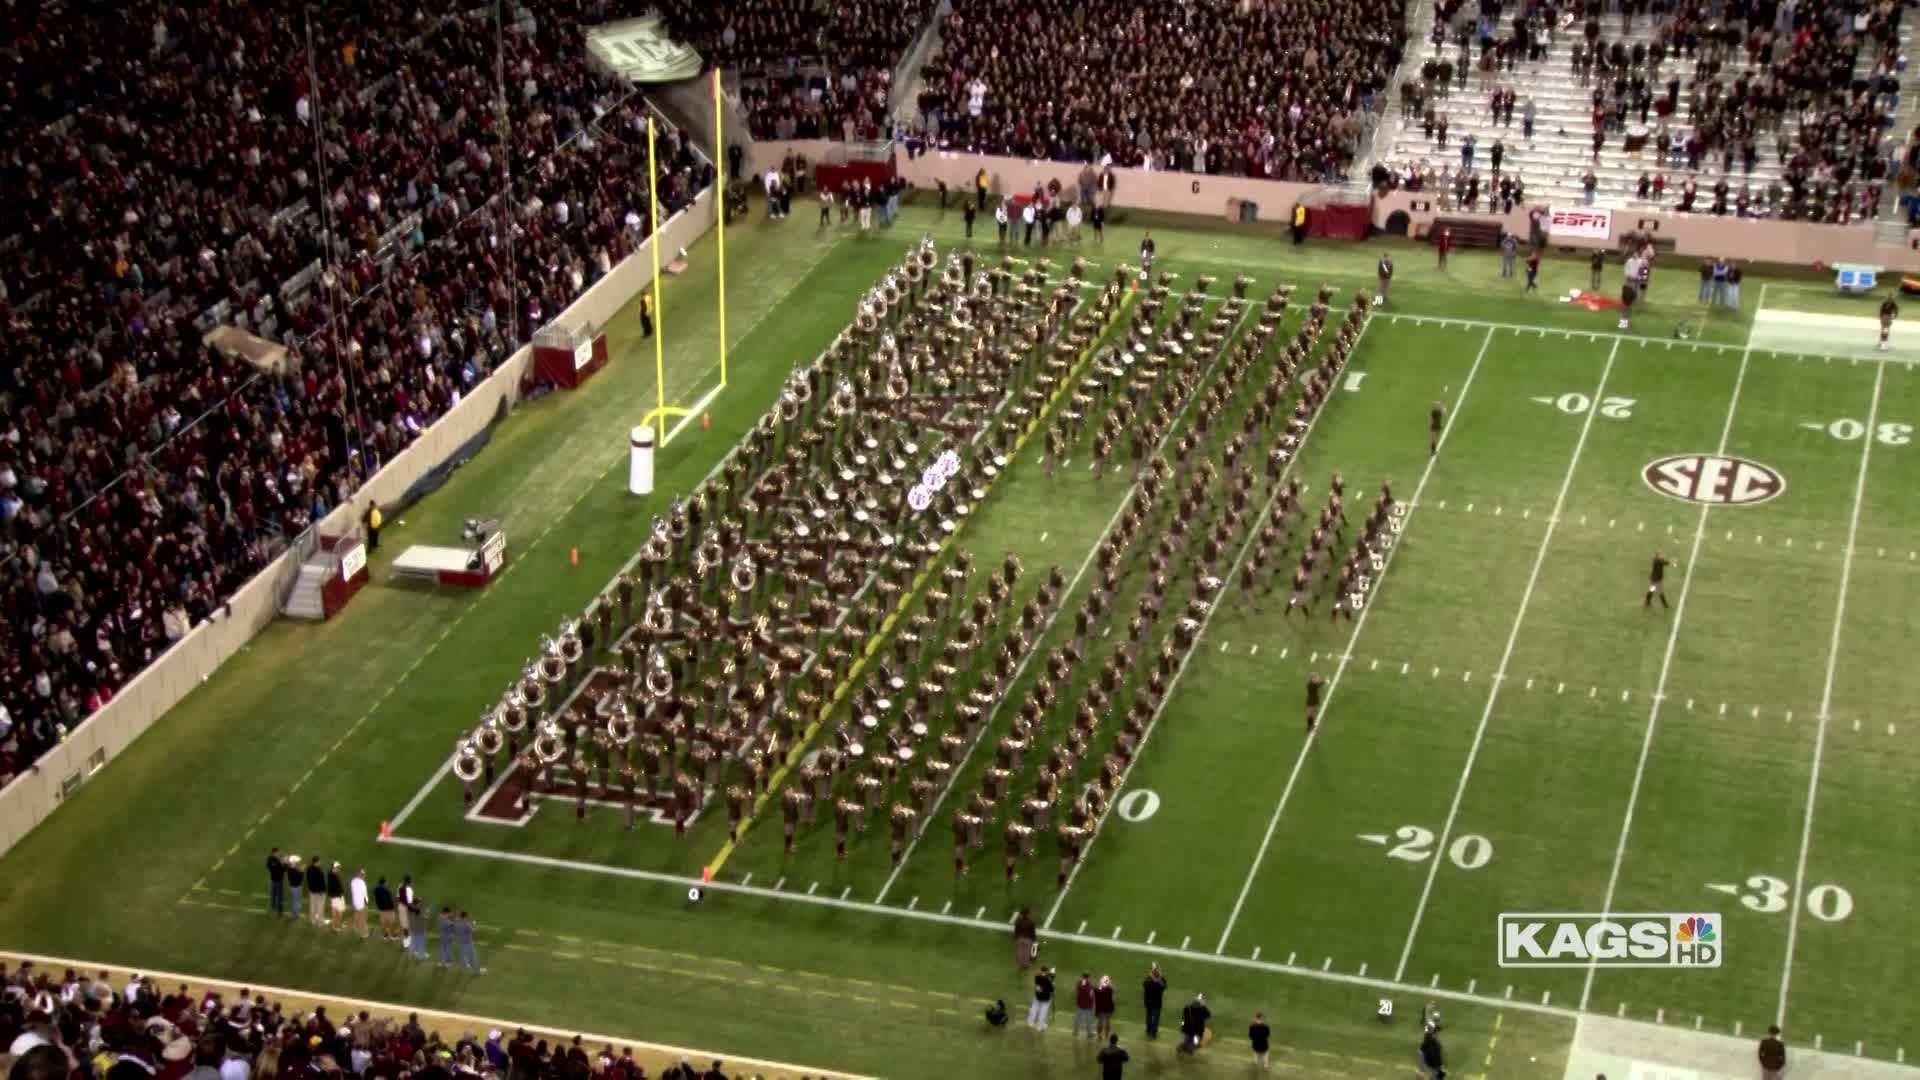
[
  {"x1": 1178, "y1": 993, "x2": 1210, "y2": 1053},
  {"x1": 1142, "y1": 964, "x2": 1167, "y2": 1038},
  {"x1": 304, "y1": 856, "x2": 327, "y2": 925},
  {"x1": 1097, "y1": 1035, "x2": 1129, "y2": 1079}
]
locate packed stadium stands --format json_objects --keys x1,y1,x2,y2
[
  {"x1": 0, "y1": 2, "x2": 710, "y2": 786},
  {"x1": 0, "y1": 959, "x2": 790, "y2": 1080},
  {"x1": 1380, "y1": 0, "x2": 1911, "y2": 218},
  {"x1": 657, "y1": 0, "x2": 937, "y2": 139},
  {"x1": 915, "y1": 0, "x2": 1408, "y2": 178}
]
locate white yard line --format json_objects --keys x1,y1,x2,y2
[
  {"x1": 1392, "y1": 338, "x2": 1622, "y2": 981},
  {"x1": 1778, "y1": 358, "x2": 1886, "y2": 1023},
  {"x1": 1214, "y1": 326, "x2": 1498, "y2": 955},
  {"x1": 1578, "y1": 340, "x2": 1753, "y2": 1011},
  {"x1": 1042, "y1": 311, "x2": 1380, "y2": 931}
]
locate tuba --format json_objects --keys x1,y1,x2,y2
[
  {"x1": 642, "y1": 588, "x2": 674, "y2": 635},
  {"x1": 518, "y1": 666, "x2": 548, "y2": 710},
  {"x1": 694, "y1": 528, "x2": 725, "y2": 576},
  {"x1": 790, "y1": 371, "x2": 813, "y2": 406},
  {"x1": 644, "y1": 646, "x2": 675, "y2": 699},
  {"x1": 606, "y1": 699, "x2": 636, "y2": 745},
  {"x1": 537, "y1": 637, "x2": 566, "y2": 683},
  {"x1": 830, "y1": 378, "x2": 858, "y2": 418},
  {"x1": 557, "y1": 620, "x2": 584, "y2": 664},
  {"x1": 778, "y1": 388, "x2": 802, "y2": 422},
  {"x1": 730, "y1": 549, "x2": 758, "y2": 592},
  {"x1": 533, "y1": 720, "x2": 566, "y2": 764},
  {"x1": 475, "y1": 717, "x2": 505, "y2": 756},
  {"x1": 452, "y1": 739, "x2": 484, "y2": 783}
]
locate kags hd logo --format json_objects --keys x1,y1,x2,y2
[{"x1": 1497, "y1": 913, "x2": 1721, "y2": 968}]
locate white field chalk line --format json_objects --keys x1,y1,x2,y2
[
  {"x1": 1580, "y1": 333, "x2": 1753, "y2": 1011},
  {"x1": 1215, "y1": 326, "x2": 1497, "y2": 955},
  {"x1": 1394, "y1": 338, "x2": 1622, "y2": 982},
  {"x1": 1779, "y1": 358, "x2": 1886, "y2": 1023}
]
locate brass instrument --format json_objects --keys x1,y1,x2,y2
[
  {"x1": 533, "y1": 720, "x2": 566, "y2": 764},
  {"x1": 730, "y1": 549, "x2": 758, "y2": 592},
  {"x1": 475, "y1": 718, "x2": 505, "y2": 757},
  {"x1": 644, "y1": 646, "x2": 675, "y2": 699},
  {"x1": 452, "y1": 738, "x2": 485, "y2": 783},
  {"x1": 556, "y1": 620, "x2": 584, "y2": 664},
  {"x1": 642, "y1": 588, "x2": 674, "y2": 635}
]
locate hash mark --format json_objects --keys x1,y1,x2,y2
[
  {"x1": 1466, "y1": 503, "x2": 1474, "y2": 513},
  {"x1": 1891, "y1": 723, "x2": 1898, "y2": 735},
  {"x1": 1280, "y1": 647, "x2": 1288, "y2": 659},
  {"x1": 1786, "y1": 711, "x2": 1794, "y2": 723},
  {"x1": 1287, "y1": 951, "x2": 1297, "y2": 966},
  {"x1": 1438, "y1": 500, "x2": 1446, "y2": 510},
  {"x1": 1609, "y1": 518, "x2": 1617, "y2": 529},
  {"x1": 1621, "y1": 689, "x2": 1629, "y2": 702},
  {"x1": 808, "y1": 882, "x2": 819, "y2": 895},
  {"x1": 908, "y1": 897, "x2": 919, "y2": 910},
  {"x1": 1617, "y1": 1003, "x2": 1627, "y2": 1017},
  {"x1": 1657, "y1": 1009, "x2": 1665, "y2": 1024},
  {"x1": 1220, "y1": 640, "x2": 1229, "y2": 653},
  {"x1": 1040, "y1": 532, "x2": 1048, "y2": 542},
  {"x1": 1463, "y1": 670, "x2": 1471, "y2": 682},
  {"x1": 1853, "y1": 719, "x2": 1861, "y2": 732},
  {"x1": 1786, "y1": 538, "x2": 1793, "y2": 548},
  {"x1": 1557, "y1": 682, "x2": 1564, "y2": 694},
  {"x1": 1719, "y1": 702, "x2": 1727, "y2": 716},
  {"x1": 1695, "y1": 1017, "x2": 1703, "y2": 1031},
  {"x1": 1181, "y1": 936, "x2": 1192, "y2": 951},
  {"x1": 976, "y1": 906, "x2": 987, "y2": 919},
  {"x1": 1112, "y1": 925, "x2": 1123, "y2": 940},
  {"x1": 1147, "y1": 931, "x2": 1157, "y2": 945},
  {"x1": 1542, "y1": 991, "x2": 1552, "y2": 1005},
  {"x1": 1525, "y1": 678, "x2": 1533, "y2": 690},
  {"x1": 1371, "y1": 659, "x2": 1378, "y2": 671},
  {"x1": 1320, "y1": 956, "x2": 1331, "y2": 971},
  {"x1": 942, "y1": 900, "x2": 952, "y2": 915},
  {"x1": 1524, "y1": 509, "x2": 1531, "y2": 520},
  {"x1": 1857, "y1": 1041, "x2": 1865, "y2": 1057},
  {"x1": 1638, "y1": 521, "x2": 1645, "y2": 532},
  {"x1": 1686, "y1": 698, "x2": 1694, "y2": 710},
  {"x1": 1815, "y1": 1035, "x2": 1824, "y2": 1051},
  {"x1": 1494, "y1": 506, "x2": 1502, "y2": 516},
  {"x1": 1077, "y1": 919, "x2": 1087, "y2": 933},
  {"x1": 1433, "y1": 666, "x2": 1441, "y2": 678},
  {"x1": 1357, "y1": 962, "x2": 1368, "y2": 977},
  {"x1": 1589, "y1": 686, "x2": 1597, "y2": 698},
  {"x1": 1401, "y1": 663, "x2": 1410, "y2": 675},
  {"x1": 1311, "y1": 652, "x2": 1319, "y2": 664},
  {"x1": 840, "y1": 886, "x2": 850, "y2": 900},
  {"x1": 1467, "y1": 979, "x2": 1477, "y2": 994},
  {"x1": 1735, "y1": 1021, "x2": 1744, "y2": 1037},
  {"x1": 1431, "y1": 974, "x2": 1440, "y2": 988},
  {"x1": 1251, "y1": 946, "x2": 1261, "y2": 960},
  {"x1": 1251, "y1": 644, "x2": 1258, "y2": 656},
  {"x1": 1752, "y1": 707, "x2": 1760, "y2": 719},
  {"x1": 1502, "y1": 984, "x2": 1511, "y2": 1000}
]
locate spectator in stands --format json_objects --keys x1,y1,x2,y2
[{"x1": 0, "y1": 3, "x2": 712, "y2": 778}]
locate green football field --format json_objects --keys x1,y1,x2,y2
[{"x1": 4, "y1": 199, "x2": 1918, "y2": 1080}]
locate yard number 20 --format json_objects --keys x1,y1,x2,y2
[
  {"x1": 1387, "y1": 825, "x2": 1493, "y2": 870},
  {"x1": 1556, "y1": 393, "x2": 1636, "y2": 418}
]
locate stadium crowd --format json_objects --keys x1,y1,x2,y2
[
  {"x1": 913, "y1": 0, "x2": 1408, "y2": 179},
  {"x1": 0, "y1": 961, "x2": 757, "y2": 1080},
  {"x1": 657, "y1": 0, "x2": 937, "y2": 140},
  {"x1": 0, "y1": 0, "x2": 710, "y2": 786},
  {"x1": 1388, "y1": 0, "x2": 1907, "y2": 219}
]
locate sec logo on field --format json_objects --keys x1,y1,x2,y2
[{"x1": 1642, "y1": 454, "x2": 1785, "y2": 506}]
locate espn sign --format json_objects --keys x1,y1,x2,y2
[
  {"x1": 1548, "y1": 207, "x2": 1614, "y2": 240},
  {"x1": 1498, "y1": 913, "x2": 1721, "y2": 968}
]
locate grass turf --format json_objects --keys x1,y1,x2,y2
[{"x1": 2, "y1": 199, "x2": 1917, "y2": 1078}]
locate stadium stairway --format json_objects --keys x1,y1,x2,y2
[{"x1": 282, "y1": 561, "x2": 332, "y2": 621}]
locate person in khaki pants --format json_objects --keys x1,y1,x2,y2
[
  {"x1": 306, "y1": 857, "x2": 327, "y2": 924},
  {"x1": 349, "y1": 869, "x2": 370, "y2": 939}
]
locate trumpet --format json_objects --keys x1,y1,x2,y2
[
  {"x1": 452, "y1": 739, "x2": 485, "y2": 783},
  {"x1": 533, "y1": 720, "x2": 566, "y2": 764}
]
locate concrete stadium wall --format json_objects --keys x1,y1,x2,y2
[
  {"x1": 756, "y1": 139, "x2": 1920, "y2": 270},
  {"x1": 0, "y1": 951, "x2": 864, "y2": 1080},
  {"x1": 0, "y1": 188, "x2": 716, "y2": 860}
]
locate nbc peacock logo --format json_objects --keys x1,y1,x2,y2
[{"x1": 1676, "y1": 916, "x2": 1716, "y2": 946}]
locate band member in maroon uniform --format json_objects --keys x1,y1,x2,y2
[{"x1": 1306, "y1": 671, "x2": 1326, "y2": 732}]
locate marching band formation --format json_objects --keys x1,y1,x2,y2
[{"x1": 438, "y1": 235, "x2": 1395, "y2": 889}]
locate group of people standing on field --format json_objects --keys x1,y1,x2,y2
[{"x1": 264, "y1": 847, "x2": 483, "y2": 972}]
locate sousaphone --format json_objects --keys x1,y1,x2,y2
[
  {"x1": 475, "y1": 715, "x2": 505, "y2": 756},
  {"x1": 452, "y1": 738, "x2": 485, "y2": 783},
  {"x1": 533, "y1": 720, "x2": 567, "y2": 764},
  {"x1": 643, "y1": 646, "x2": 675, "y2": 699}
]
